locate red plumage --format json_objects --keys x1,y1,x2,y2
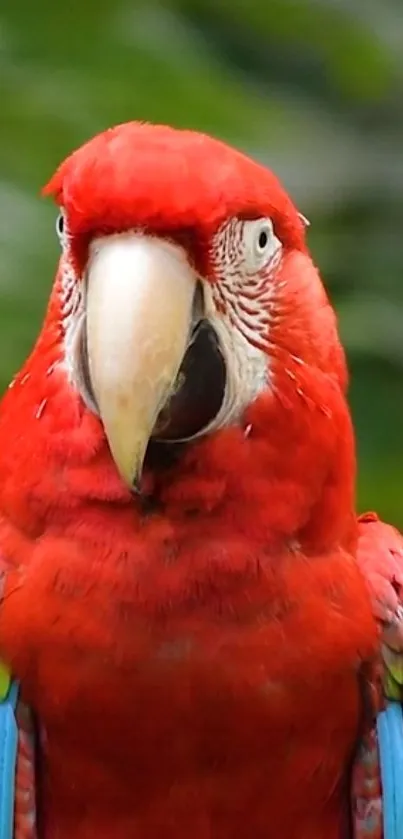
[
  {"x1": 0, "y1": 122, "x2": 391, "y2": 838},
  {"x1": 43, "y1": 123, "x2": 304, "y2": 247}
]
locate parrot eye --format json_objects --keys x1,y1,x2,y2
[
  {"x1": 257, "y1": 229, "x2": 269, "y2": 250},
  {"x1": 243, "y1": 218, "x2": 282, "y2": 273},
  {"x1": 56, "y1": 211, "x2": 66, "y2": 245}
]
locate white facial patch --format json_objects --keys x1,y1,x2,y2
[
  {"x1": 210, "y1": 218, "x2": 281, "y2": 349},
  {"x1": 200, "y1": 216, "x2": 283, "y2": 431},
  {"x1": 56, "y1": 210, "x2": 85, "y2": 384}
]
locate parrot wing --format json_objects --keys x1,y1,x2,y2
[
  {"x1": 0, "y1": 558, "x2": 36, "y2": 839},
  {"x1": 352, "y1": 513, "x2": 403, "y2": 839},
  {"x1": 357, "y1": 512, "x2": 403, "y2": 701}
]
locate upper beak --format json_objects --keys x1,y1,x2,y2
[{"x1": 85, "y1": 233, "x2": 197, "y2": 488}]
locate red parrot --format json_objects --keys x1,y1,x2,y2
[{"x1": 0, "y1": 122, "x2": 401, "y2": 839}]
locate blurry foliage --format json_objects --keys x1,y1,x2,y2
[{"x1": 0, "y1": 0, "x2": 402, "y2": 522}]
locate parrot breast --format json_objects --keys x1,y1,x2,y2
[{"x1": 0, "y1": 497, "x2": 377, "y2": 839}]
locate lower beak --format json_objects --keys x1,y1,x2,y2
[{"x1": 85, "y1": 234, "x2": 197, "y2": 488}]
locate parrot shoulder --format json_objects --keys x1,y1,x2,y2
[{"x1": 357, "y1": 511, "x2": 403, "y2": 698}]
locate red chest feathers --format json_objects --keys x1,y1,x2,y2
[{"x1": 0, "y1": 524, "x2": 377, "y2": 838}]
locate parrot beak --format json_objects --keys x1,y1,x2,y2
[{"x1": 85, "y1": 234, "x2": 198, "y2": 489}]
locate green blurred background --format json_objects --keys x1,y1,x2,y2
[{"x1": 1, "y1": 0, "x2": 402, "y2": 524}]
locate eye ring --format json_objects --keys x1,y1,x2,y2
[
  {"x1": 253, "y1": 220, "x2": 275, "y2": 255},
  {"x1": 243, "y1": 218, "x2": 281, "y2": 272}
]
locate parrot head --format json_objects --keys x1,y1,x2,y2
[{"x1": 1, "y1": 122, "x2": 354, "y2": 550}]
